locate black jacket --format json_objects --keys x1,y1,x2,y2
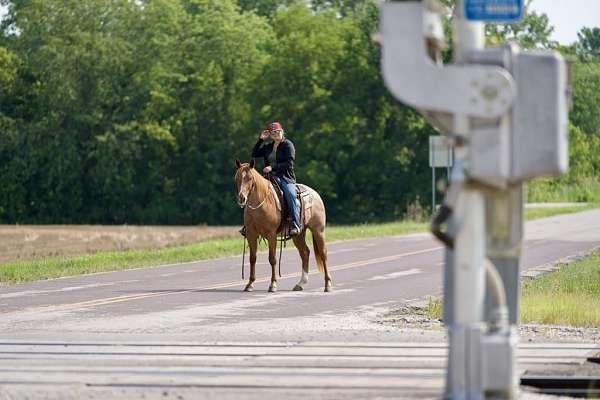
[{"x1": 252, "y1": 137, "x2": 296, "y2": 183}]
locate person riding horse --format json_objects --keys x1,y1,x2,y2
[{"x1": 240, "y1": 121, "x2": 301, "y2": 237}]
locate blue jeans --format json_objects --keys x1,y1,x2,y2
[{"x1": 275, "y1": 177, "x2": 300, "y2": 228}]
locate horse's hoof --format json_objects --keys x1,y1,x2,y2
[
  {"x1": 324, "y1": 286, "x2": 331, "y2": 293},
  {"x1": 293, "y1": 285, "x2": 303, "y2": 291},
  {"x1": 244, "y1": 285, "x2": 254, "y2": 292},
  {"x1": 268, "y1": 286, "x2": 277, "y2": 293}
]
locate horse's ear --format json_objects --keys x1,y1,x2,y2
[
  {"x1": 235, "y1": 159, "x2": 241, "y2": 169},
  {"x1": 249, "y1": 159, "x2": 255, "y2": 169}
]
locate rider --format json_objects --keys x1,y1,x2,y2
[{"x1": 243, "y1": 121, "x2": 300, "y2": 236}]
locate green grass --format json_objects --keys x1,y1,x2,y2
[
  {"x1": 0, "y1": 205, "x2": 594, "y2": 285},
  {"x1": 422, "y1": 250, "x2": 600, "y2": 327},
  {"x1": 524, "y1": 203, "x2": 596, "y2": 220},
  {"x1": 423, "y1": 296, "x2": 443, "y2": 320},
  {"x1": 520, "y1": 250, "x2": 600, "y2": 327},
  {"x1": 326, "y1": 221, "x2": 426, "y2": 241},
  {"x1": 0, "y1": 236, "x2": 245, "y2": 284},
  {"x1": 0, "y1": 220, "x2": 427, "y2": 284}
]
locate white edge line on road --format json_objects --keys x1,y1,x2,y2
[{"x1": 368, "y1": 268, "x2": 422, "y2": 281}]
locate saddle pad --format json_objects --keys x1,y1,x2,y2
[
  {"x1": 300, "y1": 191, "x2": 313, "y2": 210},
  {"x1": 297, "y1": 184, "x2": 310, "y2": 195},
  {"x1": 297, "y1": 185, "x2": 314, "y2": 225}
]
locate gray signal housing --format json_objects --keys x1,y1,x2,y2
[{"x1": 467, "y1": 44, "x2": 569, "y2": 188}]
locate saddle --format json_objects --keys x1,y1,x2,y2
[{"x1": 267, "y1": 176, "x2": 314, "y2": 238}]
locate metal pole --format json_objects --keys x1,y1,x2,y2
[
  {"x1": 433, "y1": 168, "x2": 436, "y2": 213},
  {"x1": 432, "y1": 137, "x2": 436, "y2": 212},
  {"x1": 445, "y1": 1, "x2": 487, "y2": 398},
  {"x1": 447, "y1": 147, "x2": 452, "y2": 183},
  {"x1": 451, "y1": 0, "x2": 486, "y2": 317}
]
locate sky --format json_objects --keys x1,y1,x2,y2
[
  {"x1": 0, "y1": 1, "x2": 599, "y2": 45},
  {"x1": 528, "y1": 0, "x2": 600, "y2": 45}
]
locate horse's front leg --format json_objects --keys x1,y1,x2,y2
[
  {"x1": 267, "y1": 235, "x2": 278, "y2": 293},
  {"x1": 244, "y1": 234, "x2": 258, "y2": 292}
]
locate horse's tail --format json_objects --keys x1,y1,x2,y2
[{"x1": 311, "y1": 229, "x2": 327, "y2": 274}]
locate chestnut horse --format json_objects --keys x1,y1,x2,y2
[{"x1": 234, "y1": 159, "x2": 332, "y2": 292}]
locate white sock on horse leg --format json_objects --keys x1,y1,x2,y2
[{"x1": 296, "y1": 271, "x2": 309, "y2": 288}]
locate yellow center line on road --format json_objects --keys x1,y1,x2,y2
[{"x1": 15, "y1": 246, "x2": 443, "y2": 313}]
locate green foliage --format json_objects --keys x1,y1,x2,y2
[
  {"x1": 529, "y1": 57, "x2": 600, "y2": 203},
  {"x1": 527, "y1": 177, "x2": 600, "y2": 203},
  {"x1": 0, "y1": 0, "x2": 597, "y2": 225},
  {"x1": 309, "y1": 0, "x2": 373, "y2": 16},
  {"x1": 570, "y1": 62, "x2": 600, "y2": 137},
  {"x1": 576, "y1": 27, "x2": 600, "y2": 61},
  {"x1": 527, "y1": 124, "x2": 600, "y2": 203},
  {"x1": 0, "y1": 0, "x2": 274, "y2": 224},
  {"x1": 237, "y1": 0, "x2": 298, "y2": 17},
  {"x1": 0, "y1": 47, "x2": 18, "y2": 88}
]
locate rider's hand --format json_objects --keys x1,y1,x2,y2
[
  {"x1": 263, "y1": 166, "x2": 272, "y2": 174},
  {"x1": 259, "y1": 130, "x2": 270, "y2": 140}
]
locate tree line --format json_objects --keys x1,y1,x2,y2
[{"x1": 0, "y1": 0, "x2": 598, "y2": 225}]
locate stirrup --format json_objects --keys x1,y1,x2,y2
[
  {"x1": 288, "y1": 225, "x2": 300, "y2": 237},
  {"x1": 239, "y1": 226, "x2": 247, "y2": 237}
]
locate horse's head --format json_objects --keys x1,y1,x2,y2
[{"x1": 234, "y1": 159, "x2": 256, "y2": 208}]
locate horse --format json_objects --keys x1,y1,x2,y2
[{"x1": 234, "y1": 159, "x2": 332, "y2": 293}]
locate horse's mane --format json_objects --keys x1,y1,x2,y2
[{"x1": 248, "y1": 166, "x2": 271, "y2": 200}]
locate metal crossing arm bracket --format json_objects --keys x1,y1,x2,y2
[{"x1": 380, "y1": 1, "x2": 516, "y2": 118}]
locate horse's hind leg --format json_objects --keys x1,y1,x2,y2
[
  {"x1": 292, "y1": 230, "x2": 310, "y2": 291},
  {"x1": 267, "y1": 235, "x2": 278, "y2": 293},
  {"x1": 244, "y1": 234, "x2": 258, "y2": 292}
]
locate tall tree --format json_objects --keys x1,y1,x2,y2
[
  {"x1": 576, "y1": 27, "x2": 600, "y2": 61},
  {"x1": 570, "y1": 62, "x2": 600, "y2": 138},
  {"x1": 0, "y1": 46, "x2": 25, "y2": 221}
]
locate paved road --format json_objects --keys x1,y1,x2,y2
[{"x1": 0, "y1": 209, "x2": 599, "y2": 398}]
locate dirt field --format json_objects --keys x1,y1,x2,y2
[{"x1": 0, "y1": 225, "x2": 238, "y2": 264}]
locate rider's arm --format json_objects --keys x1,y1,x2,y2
[{"x1": 251, "y1": 138, "x2": 269, "y2": 158}]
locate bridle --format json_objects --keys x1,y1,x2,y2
[{"x1": 238, "y1": 170, "x2": 267, "y2": 210}]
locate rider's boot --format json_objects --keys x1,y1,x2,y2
[{"x1": 288, "y1": 224, "x2": 300, "y2": 237}]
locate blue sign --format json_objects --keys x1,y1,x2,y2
[{"x1": 465, "y1": 0, "x2": 523, "y2": 22}]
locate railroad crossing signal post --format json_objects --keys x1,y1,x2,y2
[{"x1": 379, "y1": 0, "x2": 569, "y2": 398}]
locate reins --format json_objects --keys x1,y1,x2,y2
[
  {"x1": 241, "y1": 235, "x2": 283, "y2": 279},
  {"x1": 241, "y1": 239, "x2": 246, "y2": 280},
  {"x1": 246, "y1": 197, "x2": 267, "y2": 210},
  {"x1": 278, "y1": 234, "x2": 284, "y2": 277}
]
